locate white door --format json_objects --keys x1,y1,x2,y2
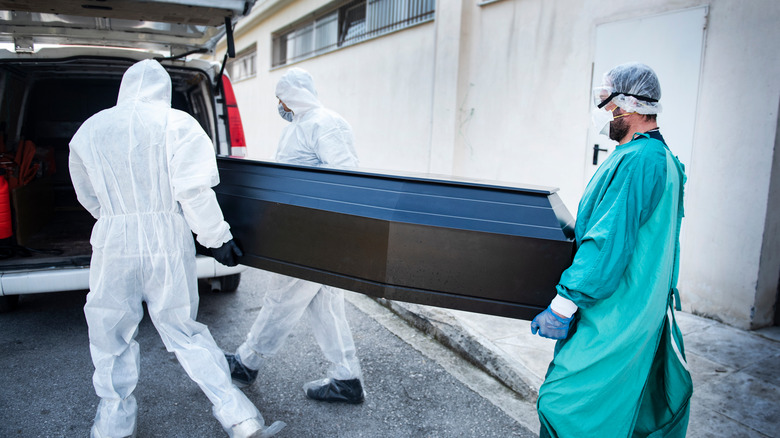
[{"x1": 585, "y1": 7, "x2": 708, "y2": 186}]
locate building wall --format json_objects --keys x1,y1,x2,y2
[
  {"x1": 224, "y1": 0, "x2": 438, "y2": 174},
  {"x1": 756, "y1": 102, "x2": 780, "y2": 326},
  {"x1": 216, "y1": 0, "x2": 780, "y2": 329},
  {"x1": 678, "y1": 0, "x2": 779, "y2": 328}
]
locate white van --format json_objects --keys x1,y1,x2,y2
[{"x1": 0, "y1": 1, "x2": 256, "y2": 311}]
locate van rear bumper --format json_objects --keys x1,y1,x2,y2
[{"x1": 0, "y1": 255, "x2": 245, "y2": 296}]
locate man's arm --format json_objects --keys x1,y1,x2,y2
[
  {"x1": 556, "y1": 142, "x2": 667, "y2": 308},
  {"x1": 167, "y1": 111, "x2": 232, "y2": 249},
  {"x1": 313, "y1": 115, "x2": 358, "y2": 167},
  {"x1": 68, "y1": 129, "x2": 101, "y2": 219},
  {"x1": 531, "y1": 142, "x2": 667, "y2": 339}
]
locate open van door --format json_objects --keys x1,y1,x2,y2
[
  {"x1": 0, "y1": 0, "x2": 254, "y2": 56},
  {"x1": 0, "y1": 1, "x2": 256, "y2": 308},
  {"x1": 216, "y1": 157, "x2": 575, "y2": 321}
]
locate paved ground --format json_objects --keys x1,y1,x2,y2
[
  {"x1": 366, "y1": 297, "x2": 780, "y2": 437},
  {"x1": 0, "y1": 268, "x2": 536, "y2": 438},
  {"x1": 3, "y1": 266, "x2": 777, "y2": 437}
]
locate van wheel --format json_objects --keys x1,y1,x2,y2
[
  {"x1": 210, "y1": 274, "x2": 241, "y2": 293},
  {"x1": 0, "y1": 294, "x2": 20, "y2": 312}
]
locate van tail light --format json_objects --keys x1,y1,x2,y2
[
  {"x1": 0, "y1": 173, "x2": 11, "y2": 239},
  {"x1": 221, "y1": 75, "x2": 247, "y2": 157}
]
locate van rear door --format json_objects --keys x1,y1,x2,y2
[
  {"x1": 0, "y1": 0, "x2": 254, "y2": 157},
  {"x1": 0, "y1": 0, "x2": 254, "y2": 55}
]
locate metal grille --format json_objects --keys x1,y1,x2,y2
[
  {"x1": 365, "y1": 0, "x2": 435, "y2": 38},
  {"x1": 227, "y1": 44, "x2": 257, "y2": 82},
  {"x1": 272, "y1": 0, "x2": 435, "y2": 67}
]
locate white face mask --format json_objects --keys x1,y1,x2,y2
[
  {"x1": 278, "y1": 102, "x2": 294, "y2": 122},
  {"x1": 591, "y1": 108, "x2": 614, "y2": 136}
]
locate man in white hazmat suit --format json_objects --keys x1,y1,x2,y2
[
  {"x1": 225, "y1": 68, "x2": 364, "y2": 404},
  {"x1": 69, "y1": 59, "x2": 285, "y2": 438}
]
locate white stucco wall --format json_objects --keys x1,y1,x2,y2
[
  {"x1": 756, "y1": 102, "x2": 780, "y2": 326},
  {"x1": 216, "y1": 0, "x2": 780, "y2": 329},
  {"x1": 222, "y1": 0, "x2": 437, "y2": 174},
  {"x1": 450, "y1": 0, "x2": 780, "y2": 329},
  {"x1": 452, "y1": 0, "x2": 595, "y2": 211},
  {"x1": 676, "y1": 0, "x2": 779, "y2": 328}
]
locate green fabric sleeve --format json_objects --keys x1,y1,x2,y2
[{"x1": 557, "y1": 139, "x2": 667, "y2": 307}]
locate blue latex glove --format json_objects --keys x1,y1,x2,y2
[
  {"x1": 211, "y1": 239, "x2": 243, "y2": 267},
  {"x1": 530, "y1": 306, "x2": 575, "y2": 340}
]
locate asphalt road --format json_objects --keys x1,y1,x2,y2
[{"x1": 0, "y1": 267, "x2": 535, "y2": 437}]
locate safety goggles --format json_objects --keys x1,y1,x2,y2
[{"x1": 593, "y1": 86, "x2": 658, "y2": 109}]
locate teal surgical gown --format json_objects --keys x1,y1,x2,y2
[{"x1": 538, "y1": 131, "x2": 693, "y2": 438}]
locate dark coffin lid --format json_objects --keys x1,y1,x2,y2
[{"x1": 215, "y1": 157, "x2": 575, "y2": 320}]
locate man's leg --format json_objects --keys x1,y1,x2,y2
[
  {"x1": 145, "y1": 256, "x2": 280, "y2": 435},
  {"x1": 235, "y1": 276, "x2": 321, "y2": 370},
  {"x1": 84, "y1": 253, "x2": 144, "y2": 438},
  {"x1": 302, "y1": 285, "x2": 364, "y2": 403},
  {"x1": 306, "y1": 285, "x2": 361, "y2": 380}
]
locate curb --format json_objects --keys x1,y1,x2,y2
[{"x1": 374, "y1": 298, "x2": 540, "y2": 402}]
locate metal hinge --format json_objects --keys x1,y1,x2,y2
[{"x1": 14, "y1": 37, "x2": 33, "y2": 54}]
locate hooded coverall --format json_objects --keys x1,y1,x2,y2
[
  {"x1": 235, "y1": 68, "x2": 362, "y2": 382},
  {"x1": 69, "y1": 59, "x2": 267, "y2": 437}
]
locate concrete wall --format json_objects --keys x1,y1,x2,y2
[
  {"x1": 756, "y1": 100, "x2": 780, "y2": 326},
  {"x1": 215, "y1": 0, "x2": 780, "y2": 329},
  {"x1": 223, "y1": 0, "x2": 437, "y2": 174},
  {"x1": 677, "y1": 0, "x2": 779, "y2": 328}
]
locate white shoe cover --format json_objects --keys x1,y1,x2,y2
[{"x1": 229, "y1": 417, "x2": 286, "y2": 438}]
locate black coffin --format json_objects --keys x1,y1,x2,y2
[{"x1": 215, "y1": 157, "x2": 575, "y2": 320}]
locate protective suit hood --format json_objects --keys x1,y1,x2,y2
[
  {"x1": 275, "y1": 68, "x2": 322, "y2": 116},
  {"x1": 117, "y1": 59, "x2": 172, "y2": 107}
]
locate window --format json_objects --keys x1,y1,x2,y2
[
  {"x1": 339, "y1": 2, "x2": 367, "y2": 46},
  {"x1": 227, "y1": 44, "x2": 257, "y2": 82},
  {"x1": 272, "y1": 0, "x2": 435, "y2": 67}
]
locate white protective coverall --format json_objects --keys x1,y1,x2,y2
[
  {"x1": 69, "y1": 59, "x2": 272, "y2": 438},
  {"x1": 235, "y1": 68, "x2": 361, "y2": 383}
]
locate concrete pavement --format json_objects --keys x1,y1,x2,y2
[{"x1": 345, "y1": 294, "x2": 780, "y2": 437}]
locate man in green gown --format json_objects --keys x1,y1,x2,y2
[{"x1": 530, "y1": 62, "x2": 693, "y2": 438}]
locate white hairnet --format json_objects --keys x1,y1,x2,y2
[{"x1": 593, "y1": 62, "x2": 662, "y2": 115}]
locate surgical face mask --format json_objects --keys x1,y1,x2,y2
[
  {"x1": 278, "y1": 102, "x2": 294, "y2": 122},
  {"x1": 591, "y1": 107, "x2": 614, "y2": 136},
  {"x1": 592, "y1": 106, "x2": 634, "y2": 137}
]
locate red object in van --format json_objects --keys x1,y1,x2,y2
[
  {"x1": 0, "y1": 174, "x2": 12, "y2": 239},
  {"x1": 221, "y1": 75, "x2": 247, "y2": 157}
]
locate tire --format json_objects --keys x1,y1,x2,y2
[
  {"x1": 0, "y1": 294, "x2": 20, "y2": 312},
  {"x1": 212, "y1": 273, "x2": 241, "y2": 293}
]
